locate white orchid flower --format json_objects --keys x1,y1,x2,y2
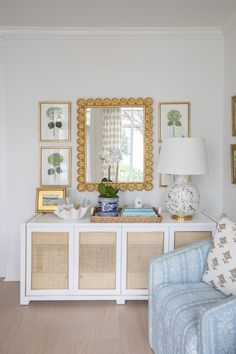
[{"x1": 100, "y1": 147, "x2": 122, "y2": 165}]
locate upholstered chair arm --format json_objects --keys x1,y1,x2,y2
[
  {"x1": 148, "y1": 239, "x2": 211, "y2": 349},
  {"x1": 149, "y1": 238, "x2": 211, "y2": 289},
  {"x1": 199, "y1": 296, "x2": 236, "y2": 354}
]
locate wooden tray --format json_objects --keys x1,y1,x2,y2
[{"x1": 90, "y1": 207, "x2": 162, "y2": 223}]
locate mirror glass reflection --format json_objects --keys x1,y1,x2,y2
[{"x1": 86, "y1": 107, "x2": 144, "y2": 183}]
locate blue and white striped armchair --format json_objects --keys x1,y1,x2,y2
[{"x1": 148, "y1": 239, "x2": 236, "y2": 354}]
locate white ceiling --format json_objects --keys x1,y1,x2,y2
[{"x1": 0, "y1": 0, "x2": 236, "y2": 27}]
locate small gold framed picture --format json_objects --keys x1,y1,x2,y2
[
  {"x1": 39, "y1": 101, "x2": 71, "y2": 142},
  {"x1": 232, "y1": 96, "x2": 236, "y2": 136},
  {"x1": 231, "y1": 144, "x2": 236, "y2": 184},
  {"x1": 36, "y1": 187, "x2": 66, "y2": 213}
]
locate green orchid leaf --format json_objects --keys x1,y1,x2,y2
[
  {"x1": 100, "y1": 193, "x2": 110, "y2": 198},
  {"x1": 98, "y1": 183, "x2": 107, "y2": 195},
  {"x1": 101, "y1": 177, "x2": 108, "y2": 182},
  {"x1": 107, "y1": 186, "x2": 116, "y2": 196}
]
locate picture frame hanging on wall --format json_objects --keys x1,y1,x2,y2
[
  {"x1": 158, "y1": 102, "x2": 191, "y2": 187},
  {"x1": 36, "y1": 187, "x2": 66, "y2": 213},
  {"x1": 39, "y1": 101, "x2": 71, "y2": 142},
  {"x1": 40, "y1": 147, "x2": 71, "y2": 186},
  {"x1": 232, "y1": 96, "x2": 236, "y2": 136},
  {"x1": 231, "y1": 144, "x2": 236, "y2": 184}
]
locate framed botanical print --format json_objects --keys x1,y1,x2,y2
[
  {"x1": 232, "y1": 96, "x2": 236, "y2": 136},
  {"x1": 158, "y1": 102, "x2": 191, "y2": 142},
  {"x1": 39, "y1": 101, "x2": 71, "y2": 142},
  {"x1": 36, "y1": 187, "x2": 66, "y2": 213},
  {"x1": 158, "y1": 102, "x2": 191, "y2": 187},
  {"x1": 231, "y1": 144, "x2": 236, "y2": 184},
  {"x1": 40, "y1": 147, "x2": 71, "y2": 186}
]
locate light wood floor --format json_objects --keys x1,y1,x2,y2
[{"x1": 0, "y1": 279, "x2": 152, "y2": 354}]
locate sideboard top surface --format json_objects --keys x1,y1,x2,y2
[{"x1": 24, "y1": 211, "x2": 216, "y2": 227}]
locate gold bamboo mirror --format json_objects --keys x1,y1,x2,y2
[{"x1": 77, "y1": 98, "x2": 153, "y2": 191}]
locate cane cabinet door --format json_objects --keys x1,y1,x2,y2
[
  {"x1": 122, "y1": 226, "x2": 168, "y2": 295},
  {"x1": 26, "y1": 227, "x2": 73, "y2": 295},
  {"x1": 174, "y1": 230, "x2": 212, "y2": 249},
  {"x1": 75, "y1": 227, "x2": 121, "y2": 295}
]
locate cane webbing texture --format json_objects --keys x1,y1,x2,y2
[
  {"x1": 126, "y1": 232, "x2": 164, "y2": 289},
  {"x1": 79, "y1": 232, "x2": 116, "y2": 290},
  {"x1": 31, "y1": 232, "x2": 69, "y2": 290},
  {"x1": 174, "y1": 231, "x2": 212, "y2": 249}
]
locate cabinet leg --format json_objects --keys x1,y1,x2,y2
[
  {"x1": 20, "y1": 297, "x2": 30, "y2": 305},
  {"x1": 116, "y1": 299, "x2": 126, "y2": 305}
]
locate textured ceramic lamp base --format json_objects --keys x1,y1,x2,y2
[{"x1": 165, "y1": 175, "x2": 200, "y2": 221}]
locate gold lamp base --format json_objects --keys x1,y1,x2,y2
[{"x1": 171, "y1": 214, "x2": 193, "y2": 222}]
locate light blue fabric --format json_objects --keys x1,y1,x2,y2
[{"x1": 148, "y1": 239, "x2": 236, "y2": 354}]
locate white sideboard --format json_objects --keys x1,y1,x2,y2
[{"x1": 21, "y1": 212, "x2": 216, "y2": 305}]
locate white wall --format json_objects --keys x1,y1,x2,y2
[
  {"x1": 0, "y1": 37, "x2": 8, "y2": 276},
  {"x1": 223, "y1": 27, "x2": 236, "y2": 220},
  {"x1": 0, "y1": 29, "x2": 224, "y2": 280}
]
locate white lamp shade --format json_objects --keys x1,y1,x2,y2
[{"x1": 158, "y1": 137, "x2": 209, "y2": 175}]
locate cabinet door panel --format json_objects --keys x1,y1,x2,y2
[
  {"x1": 31, "y1": 232, "x2": 69, "y2": 290},
  {"x1": 126, "y1": 232, "x2": 164, "y2": 289},
  {"x1": 79, "y1": 232, "x2": 116, "y2": 290},
  {"x1": 174, "y1": 231, "x2": 212, "y2": 249}
]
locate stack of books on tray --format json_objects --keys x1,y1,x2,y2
[{"x1": 122, "y1": 206, "x2": 157, "y2": 217}]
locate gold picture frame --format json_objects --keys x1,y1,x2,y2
[
  {"x1": 40, "y1": 147, "x2": 72, "y2": 187},
  {"x1": 232, "y1": 96, "x2": 236, "y2": 136},
  {"x1": 39, "y1": 101, "x2": 71, "y2": 142},
  {"x1": 77, "y1": 97, "x2": 153, "y2": 192},
  {"x1": 36, "y1": 187, "x2": 66, "y2": 213},
  {"x1": 158, "y1": 102, "x2": 191, "y2": 187},
  {"x1": 231, "y1": 144, "x2": 236, "y2": 184}
]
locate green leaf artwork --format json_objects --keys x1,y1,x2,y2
[
  {"x1": 46, "y1": 107, "x2": 63, "y2": 137},
  {"x1": 48, "y1": 153, "x2": 63, "y2": 167},
  {"x1": 167, "y1": 110, "x2": 182, "y2": 137},
  {"x1": 47, "y1": 152, "x2": 64, "y2": 180}
]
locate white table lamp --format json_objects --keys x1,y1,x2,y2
[{"x1": 158, "y1": 137, "x2": 208, "y2": 221}]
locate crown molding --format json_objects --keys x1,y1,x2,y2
[
  {"x1": 0, "y1": 26, "x2": 223, "y2": 40},
  {"x1": 222, "y1": 11, "x2": 236, "y2": 38}
]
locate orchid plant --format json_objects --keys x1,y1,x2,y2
[{"x1": 98, "y1": 147, "x2": 122, "y2": 198}]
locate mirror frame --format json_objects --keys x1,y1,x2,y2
[{"x1": 77, "y1": 97, "x2": 153, "y2": 191}]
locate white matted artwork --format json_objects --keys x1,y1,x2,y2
[
  {"x1": 39, "y1": 101, "x2": 71, "y2": 142},
  {"x1": 158, "y1": 102, "x2": 191, "y2": 187},
  {"x1": 40, "y1": 147, "x2": 71, "y2": 186}
]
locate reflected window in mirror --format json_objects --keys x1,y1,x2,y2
[
  {"x1": 86, "y1": 107, "x2": 144, "y2": 183},
  {"x1": 77, "y1": 98, "x2": 153, "y2": 191}
]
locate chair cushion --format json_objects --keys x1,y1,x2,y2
[
  {"x1": 202, "y1": 214, "x2": 236, "y2": 296},
  {"x1": 153, "y1": 282, "x2": 225, "y2": 354}
]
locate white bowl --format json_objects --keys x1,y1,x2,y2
[{"x1": 54, "y1": 206, "x2": 89, "y2": 220}]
